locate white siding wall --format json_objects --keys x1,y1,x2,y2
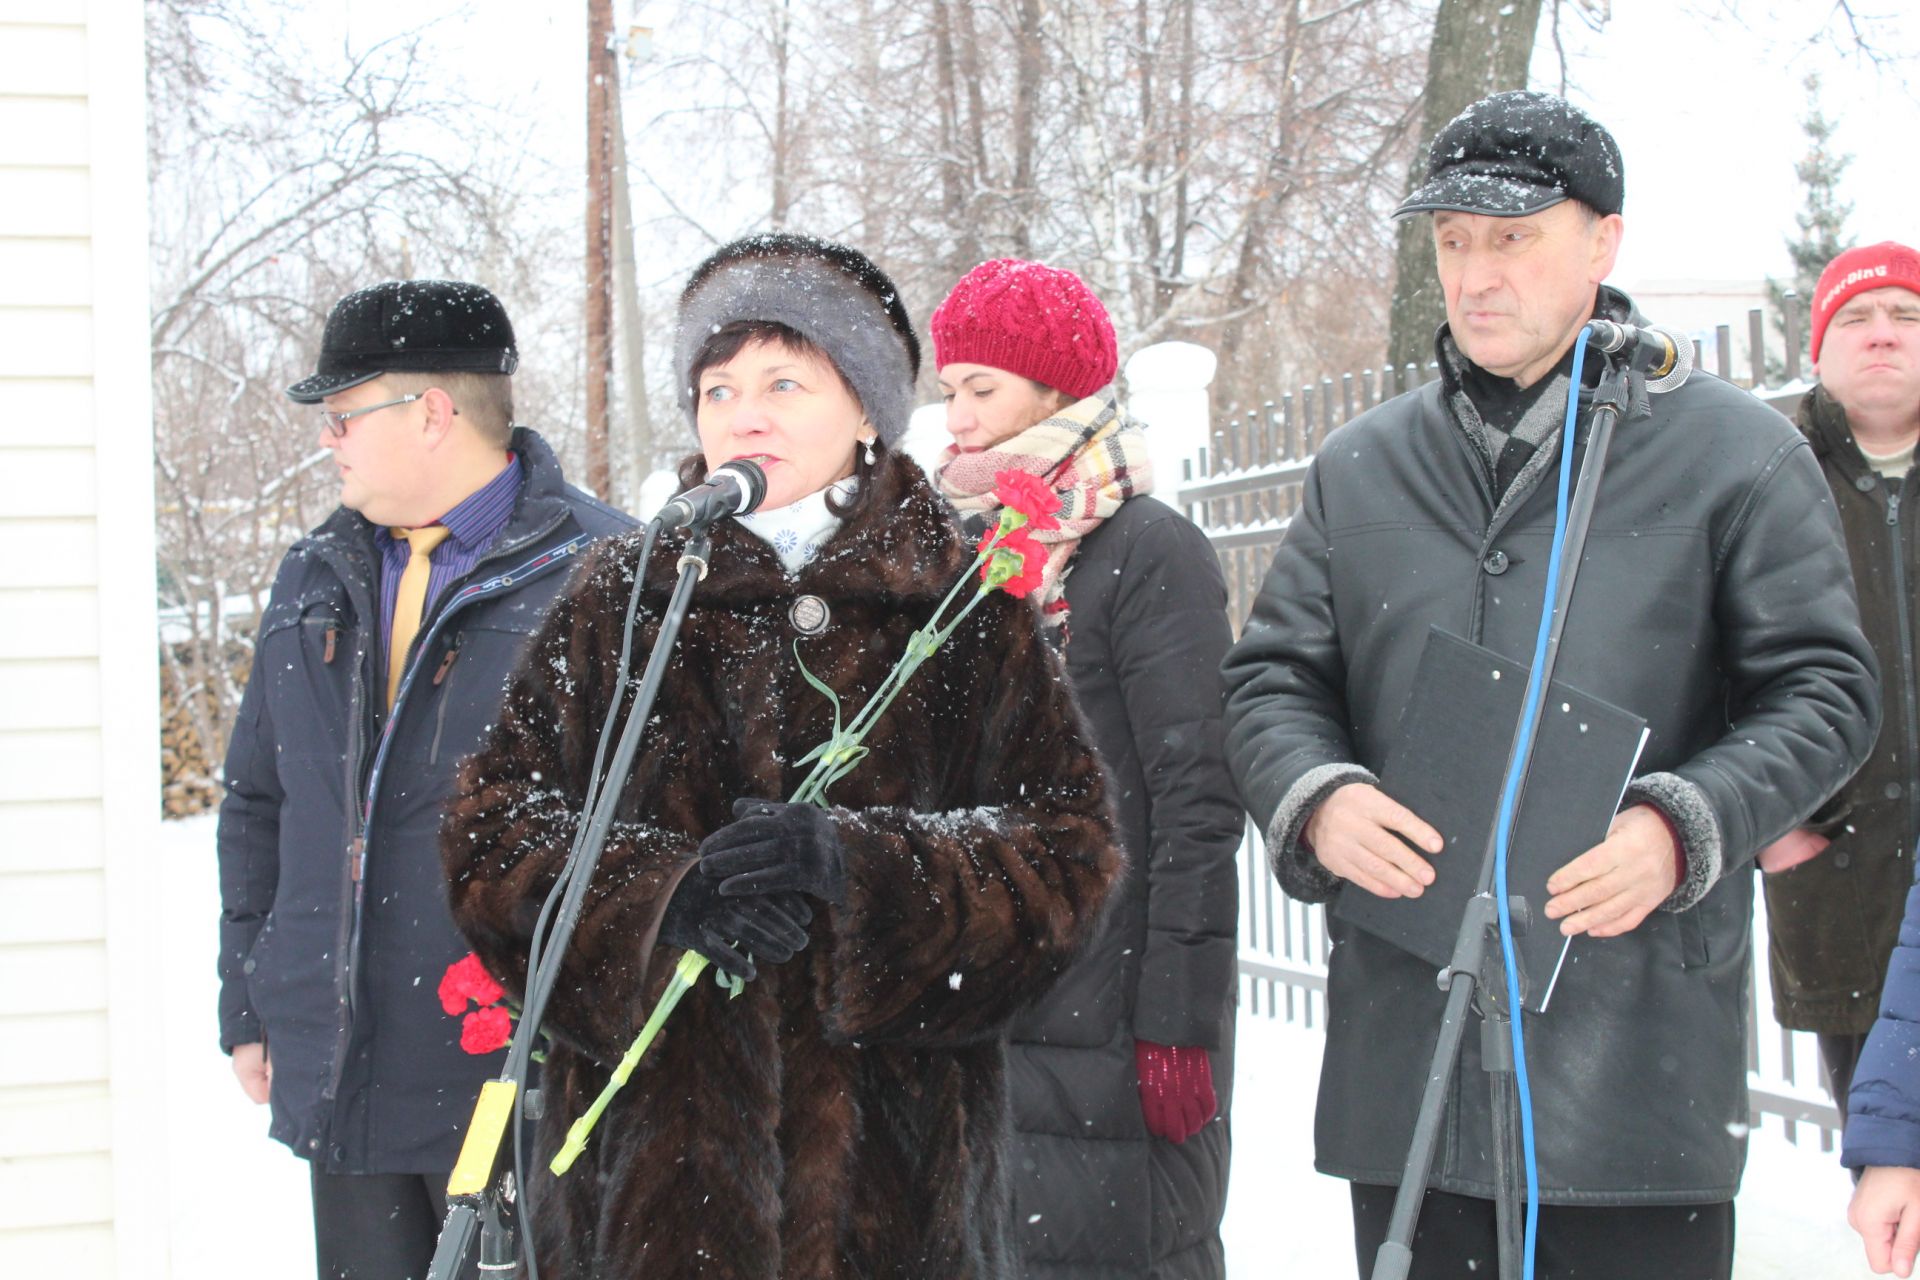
[{"x1": 0, "y1": 0, "x2": 166, "y2": 1274}]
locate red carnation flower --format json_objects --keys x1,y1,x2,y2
[
  {"x1": 993, "y1": 470, "x2": 1063, "y2": 532},
  {"x1": 438, "y1": 952, "x2": 505, "y2": 1016},
  {"x1": 461, "y1": 1004, "x2": 512, "y2": 1054},
  {"x1": 978, "y1": 525, "x2": 1047, "y2": 599}
]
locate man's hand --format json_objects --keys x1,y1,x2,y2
[
  {"x1": 1757, "y1": 827, "x2": 1832, "y2": 874},
  {"x1": 1851, "y1": 1166, "x2": 1920, "y2": 1276},
  {"x1": 232, "y1": 1042, "x2": 271, "y2": 1104},
  {"x1": 1543, "y1": 805, "x2": 1679, "y2": 938},
  {"x1": 1304, "y1": 783, "x2": 1443, "y2": 899}
]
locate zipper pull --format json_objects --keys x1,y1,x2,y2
[
  {"x1": 432, "y1": 636, "x2": 463, "y2": 686},
  {"x1": 1890, "y1": 491, "x2": 1902, "y2": 528},
  {"x1": 349, "y1": 837, "x2": 366, "y2": 882},
  {"x1": 323, "y1": 626, "x2": 338, "y2": 664}
]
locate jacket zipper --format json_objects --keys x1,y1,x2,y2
[
  {"x1": 427, "y1": 633, "x2": 463, "y2": 765},
  {"x1": 341, "y1": 519, "x2": 587, "y2": 1034},
  {"x1": 1887, "y1": 485, "x2": 1920, "y2": 847}
]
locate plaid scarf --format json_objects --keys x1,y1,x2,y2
[{"x1": 936, "y1": 395, "x2": 1154, "y2": 630}]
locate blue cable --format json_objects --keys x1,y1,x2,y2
[{"x1": 1492, "y1": 327, "x2": 1593, "y2": 1277}]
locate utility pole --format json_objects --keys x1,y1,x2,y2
[
  {"x1": 610, "y1": 27, "x2": 657, "y2": 508},
  {"x1": 584, "y1": 0, "x2": 615, "y2": 498}
]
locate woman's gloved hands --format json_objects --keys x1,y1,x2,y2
[
  {"x1": 656, "y1": 800, "x2": 847, "y2": 981},
  {"x1": 657, "y1": 872, "x2": 811, "y2": 982},
  {"x1": 699, "y1": 799, "x2": 848, "y2": 906}
]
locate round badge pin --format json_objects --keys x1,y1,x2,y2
[{"x1": 789, "y1": 594, "x2": 831, "y2": 636}]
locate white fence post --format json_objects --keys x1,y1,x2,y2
[{"x1": 1125, "y1": 341, "x2": 1217, "y2": 504}]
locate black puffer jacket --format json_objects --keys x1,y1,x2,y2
[
  {"x1": 216, "y1": 428, "x2": 632, "y2": 1173},
  {"x1": 1007, "y1": 494, "x2": 1242, "y2": 1278},
  {"x1": 1222, "y1": 341, "x2": 1879, "y2": 1202},
  {"x1": 1765, "y1": 384, "x2": 1919, "y2": 1034}
]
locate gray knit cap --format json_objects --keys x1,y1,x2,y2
[{"x1": 675, "y1": 233, "x2": 922, "y2": 446}]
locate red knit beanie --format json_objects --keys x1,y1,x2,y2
[
  {"x1": 930, "y1": 259, "x2": 1118, "y2": 400},
  {"x1": 1812, "y1": 241, "x2": 1920, "y2": 363}
]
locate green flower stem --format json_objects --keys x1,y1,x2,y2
[
  {"x1": 790, "y1": 532, "x2": 1010, "y2": 807},
  {"x1": 550, "y1": 948, "x2": 710, "y2": 1174}
]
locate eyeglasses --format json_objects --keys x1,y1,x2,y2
[{"x1": 320, "y1": 394, "x2": 420, "y2": 439}]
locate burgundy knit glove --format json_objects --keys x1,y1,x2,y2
[{"x1": 1134, "y1": 1039, "x2": 1217, "y2": 1144}]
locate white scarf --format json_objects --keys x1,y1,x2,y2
[{"x1": 734, "y1": 476, "x2": 856, "y2": 575}]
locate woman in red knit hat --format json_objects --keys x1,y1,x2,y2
[{"x1": 932, "y1": 258, "x2": 1241, "y2": 1280}]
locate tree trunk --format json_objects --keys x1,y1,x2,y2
[
  {"x1": 584, "y1": 0, "x2": 615, "y2": 498},
  {"x1": 1385, "y1": 0, "x2": 1544, "y2": 374},
  {"x1": 1008, "y1": 0, "x2": 1044, "y2": 257},
  {"x1": 769, "y1": 0, "x2": 793, "y2": 228}
]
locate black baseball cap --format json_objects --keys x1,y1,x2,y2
[
  {"x1": 286, "y1": 279, "x2": 520, "y2": 403},
  {"x1": 1394, "y1": 90, "x2": 1624, "y2": 220}
]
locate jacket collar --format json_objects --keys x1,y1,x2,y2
[
  {"x1": 305, "y1": 425, "x2": 575, "y2": 560},
  {"x1": 1798, "y1": 383, "x2": 1877, "y2": 480},
  {"x1": 645, "y1": 451, "x2": 974, "y2": 607},
  {"x1": 1433, "y1": 285, "x2": 1638, "y2": 524}
]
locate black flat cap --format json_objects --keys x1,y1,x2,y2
[
  {"x1": 1394, "y1": 90, "x2": 1624, "y2": 220},
  {"x1": 286, "y1": 279, "x2": 520, "y2": 403}
]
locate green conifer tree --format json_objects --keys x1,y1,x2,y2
[{"x1": 1766, "y1": 74, "x2": 1852, "y2": 381}]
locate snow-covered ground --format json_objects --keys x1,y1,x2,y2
[{"x1": 158, "y1": 814, "x2": 1871, "y2": 1277}]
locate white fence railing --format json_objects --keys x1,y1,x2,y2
[{"x1": 1233, "y1": 822, "x2": 1844, "y2": 1151}]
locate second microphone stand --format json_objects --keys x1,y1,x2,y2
[{"x1": 1371, "y1": 350, "x2": 1637, "y2": 1280}]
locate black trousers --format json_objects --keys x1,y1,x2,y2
[
  {"x1": 1819, "y1": 1029, "x2": 1868, "y2": 1119},
  {"x1": 310, "y1": 1168, "x2": 476, "y2": 1280},
  {"x1": 1349, "y1": 1183, "x2": 1734, "y2": 1280}
]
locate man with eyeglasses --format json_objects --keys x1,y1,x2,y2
[{"x1": 215, "y1": 279, "x2": 632, "y2": 1278}]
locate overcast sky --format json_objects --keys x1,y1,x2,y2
[
  {"x1": 335, "y1": 0, "x2": 1915, "y2": 293},
  {"x1": 1544, "y1": 2, "x2": 1916, "y2": 289}
]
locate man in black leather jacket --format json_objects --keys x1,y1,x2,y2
[{"x1": 1221, "y1": 92, "x2": 1879, "y2": 1277}]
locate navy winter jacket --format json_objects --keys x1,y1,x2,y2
[
  {"x1": 216, "y1": 428, "x2": 632, "y2": 1174},
  {"x1": 1845, "y1": 878, "x2": 1920, "y2": 1170}
]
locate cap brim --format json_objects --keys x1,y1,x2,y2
[
  {"x1": 1393, "y1": 177, "x2": 1568, "y2": 221},
  {"x1": 285, "y1": 368, "x2": 383, "y2": 404}
]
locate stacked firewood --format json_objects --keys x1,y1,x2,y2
[{"x1": 159, "y1": 657, "x2": 228, "y2": 819}]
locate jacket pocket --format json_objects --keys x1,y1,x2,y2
[
  {"x1": 1677, "y1": 910, "x2": 1709, "y2": 969},
  {"x1": 408, "y1": 615, "x2": 539, "y2": 766},
  {"x1": 1763, "y1": 851, "x2": 1883, "y2": 997},
  {"x1": 242, "y1": 915, "x2": 282, "y2": 1012}
]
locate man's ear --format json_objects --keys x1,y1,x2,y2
[
  {"x1": 419, "y1": 386, "x2": 458, "y2": 448},
  {"x1": 1589, "y1": 213, "x2": 1625, "y2": 285}
]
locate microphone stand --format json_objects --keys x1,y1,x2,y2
[
  {"x1": 1370, "y1": 355, "x2": 1636, "y2": 1280},
  {"x1": 427, "y1": 520, "x2": 716, "y2": 1280}
]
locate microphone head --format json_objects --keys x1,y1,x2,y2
[
  {"x1": 1646, "y1": 325, "x2": 1694, "y2": 394},
  {"x1": 716, "y1": 458, "x2": 769, "y2": 515}
]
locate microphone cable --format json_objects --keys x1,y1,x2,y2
[
  {"x1": 513, "y1": 517, "x2": 661, "y2": 1280},
  {"x1": 1491, "y1": 328, "x2": 1595, "y2": 1279}
]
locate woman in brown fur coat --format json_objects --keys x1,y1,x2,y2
[{"x1": 441, "y1": 233, "x2": 1120, "y2": 1278}]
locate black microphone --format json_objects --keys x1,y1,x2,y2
[
  {"x1": 654, "y1": 459, "x2": 769, "y2": 530},
  {"x1": 1585, "y1": 320, "x2": 1694, "y2": 393}
]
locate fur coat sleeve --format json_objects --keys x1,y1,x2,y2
[{"x1": 820, "y1": 589, "x2": 1117, "y2": 1048}]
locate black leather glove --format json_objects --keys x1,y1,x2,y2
[
  {"x1": 657, "y1": 869, "x2": 812, "y2": 982},
  {"x1": 699, "y1": 799, "x2": 848, "y2": 907}
]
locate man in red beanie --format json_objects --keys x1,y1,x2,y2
[{"x1": 1759, "y1": 241, "x2": 1920, "y2": 1128}]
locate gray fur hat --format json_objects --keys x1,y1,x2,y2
[{"x1": 675, "y1": 233, "x2": 922, "y2": 445}]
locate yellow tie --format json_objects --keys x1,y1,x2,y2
[{"x1": 388, "y1": 525, "x2": 451, "y2": 709}]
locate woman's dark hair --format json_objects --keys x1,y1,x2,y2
[
  {"x1": 684, "y1": 318, "x2": 890, "y2": 524},
  {"x1": 689, "y1": 319, "x2": 834, "y2": 389}
]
